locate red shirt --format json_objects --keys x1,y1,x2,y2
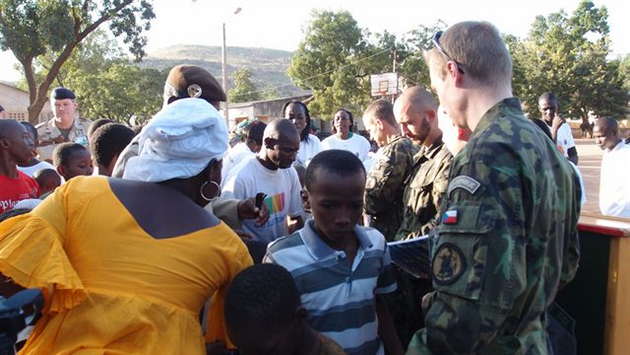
[{"x1": 0, "y1": 170, "x2": 40, "y2": 213}]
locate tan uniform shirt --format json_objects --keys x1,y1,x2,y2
[{"x1": 36, "y1": 116, "x2": 92, "y2": 162}]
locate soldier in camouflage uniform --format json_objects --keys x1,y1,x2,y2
[
  {"x1": 393, "y1": 87, "x2": 453, "y2": 241},
  {"x1": 407, "y1": 21, "x2": 580, "y2": 354},
  {"x1": 363, "y1": 99, "x2": 418, "y2": 241}
]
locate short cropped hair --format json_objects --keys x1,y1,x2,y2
[
  {"x1": 225, "y1": 264, "x2": 300, "y2": 328},
  {"x1": 20, "y1": 121, "x2": 38, "y2": 141},
  {"x1": 364, "y1": 99, "x2": 397, "y2": 127},
  {"x1": 52, "y1": 142, "x2": 89, "y2": 167},
  {"x1": 538, "y1": 92, "x2": 557, "y2": 106},
  {"x1": 90, "y1": 123, "x2": 135, "y2": 167},
  {"x1": 87, "y1": 118, "x2": 115, "y2": 141},
  {"x1": 426, "y1": 21, "x2": 512, "y2": 88},
  {"x1": 596, "y1": 116, "x2": 619, "y2": 135},
  {"x1": 305, "y1": 150, "x2": 365, "y2": 191},
  {"x1": 243, "y1": 120, "x2": 267, "y2": 147},
  {"x1": 282, "y1": 100, "x2": 312, "y2": 142},
  {"x1": 34, "y1": 168, "x2": 61, "y2": 187}
]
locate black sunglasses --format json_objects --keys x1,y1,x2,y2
[{"x1": 432, "y1": 31, "x2": 464, "y2": 74}]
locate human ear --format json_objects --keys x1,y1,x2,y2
[
  {"x1": 426, "y1": 110, "x2": 437, "y2": 123},
  {"x1": 300, "y1": 189, "x2": 310, "y2": 210}
]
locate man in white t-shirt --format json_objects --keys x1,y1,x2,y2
[
  {"x1": 322, "y1": 109, "x2": 371, "y2": 162},
  {"x1": 222, "y1": 119, "x2": 304, "y2": 244},
  {"x1": 593, "y1": 117, "x2": 630, "y2": 217},
  {"x1": 539, "y1": 92, "x2": 578, "y2": 165}
]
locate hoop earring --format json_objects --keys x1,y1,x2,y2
[{"x1": 200, "y1": 181, "x2": 221, "y2": 202}]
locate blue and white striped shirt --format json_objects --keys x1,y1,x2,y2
[{"x1": 264, "y1": 220, "x2": 397, "y2": 355}]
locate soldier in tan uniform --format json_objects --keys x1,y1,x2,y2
[{"x1": 36, "y1": 87, "x2": 92, "y2": 163}]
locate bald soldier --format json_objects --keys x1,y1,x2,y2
[
  {"x1": 36, "y1": 87, "x2": 92, "y2": 162},
  {"x1": 394, "y1": 87, "x2": 453, "y2": 241},
  {"x1": 407, "y1": 21, "x2": 580, "y2": 354},
  {"x1": 113, "y1": 64, "x2": 268, "y2": 230},
  {"x1": 363, "y1": 99, "x2": 418, "y2": 241},
  {"x1": 222, "y1": 119, "x2": 304, "y2": 244}
]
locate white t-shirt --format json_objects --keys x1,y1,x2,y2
[
  {"x1": 295, "y1": 134, "x2": 323, "y2": 168},
  {"x1": 556, "y1": 123, "x2": 576, "y2": 157},
  {"x1": 568, "y1": 161, "x2": 586, "y2": 206},
  {"x1": 222, "y1": 142, "x2": 254, "y2": 181},
  {"x1": 222, "y1": 157, "x2": 304, "y2": 244},
  {"x1": 599, "y1": 141, "x2": 630, "y2": 217},
  {"x1": 18, "y1": 161, "x2": 57, "y2": 177},
  {"x1": 321, "y1": 133, "x2": 371, "y2": 162}
]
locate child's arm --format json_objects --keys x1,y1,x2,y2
[{"x1": 376, "y1": 294, "x2": 404, "y2": 355}]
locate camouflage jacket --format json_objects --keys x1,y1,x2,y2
[
  {"x1": 365, "y1": 134, "x2": 418, "y2": 241},
  {"x1": 407, "y1": 98, "x2": 580, "y2": 354},
  {"x1": 36, "y1": 116, "x2": 92, "y2": 162},
  {"x1": 395, "y1": 136, "x2": 452, "y2": 241}
]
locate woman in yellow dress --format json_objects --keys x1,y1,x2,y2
[{"x1": 0, "y1": 98, "x2": 252, "y2": 354}]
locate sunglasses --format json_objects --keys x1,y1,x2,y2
[{"x1": 432, "y1": 31, "x2": 464, "y2": 74}]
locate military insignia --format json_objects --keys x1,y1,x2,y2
[
  {"x1": 447, "y1": 175, "x2": 481, "y2": 197},
  {"x1": 187, "y1": 84, "x2": 203, "y2": 98},
  {"x1": 432, "y1": 243, "x2": 466, "y2": 285},
  {"x1": 442, "y1": 210, "x2": 458, "y2": 224}
]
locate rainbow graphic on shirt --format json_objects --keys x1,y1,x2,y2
[{"x1": 264, "y1": 193, "x2": 285, "y2": 214}]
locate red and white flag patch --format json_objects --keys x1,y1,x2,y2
[{"x1": 442, "y1": 210, "x2": 458, "y2": 224}]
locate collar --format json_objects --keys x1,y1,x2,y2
[
  {"x1": 608, "y1": 139, "x2": 626, "y2": 153},
  {"x1": 471, "y1": 98, "x2": 524, "y2": 140},
  {"x1": 300, "y1": 219, "x2": 373, "y2": 260}
]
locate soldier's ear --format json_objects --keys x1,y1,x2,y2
[{"x1": 426, "y1": 109, "x2": 437, "y2": 123}]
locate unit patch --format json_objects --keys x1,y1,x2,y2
[{"x1": 432, "y1": 243, "x2": 466, "y2": 285}]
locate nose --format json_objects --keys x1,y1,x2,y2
[
  {"x1": 334, "y1": 206, "x2": 353, "y2": 226},
  {"x1": 401, "y1": 124, "x2": 411, "y2": 136}
]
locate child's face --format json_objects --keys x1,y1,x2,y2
[
  {"x1": 62, "y1": 149, "x2": 93, "y2": 179},
  {"x1": 305, "y1": 168, "x2": 365, "y2": 247},
  {"x1": 228, "y1": 320, "x2": 301, "y2": 355}
]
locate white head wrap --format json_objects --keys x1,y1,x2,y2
[{"x1": 123, "y1": 98, "x2": 228, "y2": 182}]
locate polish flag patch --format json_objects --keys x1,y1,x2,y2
[{"x1": 442, "y1": 210, "x2": 458, "y2": 224}]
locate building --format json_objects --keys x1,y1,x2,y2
[{"x1": 0, "y1": 82, "x2": 52, "y2": 122}]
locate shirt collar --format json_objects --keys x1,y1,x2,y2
[{"x1": 300, "y1": 219, "x2": 373, "y2": 260}]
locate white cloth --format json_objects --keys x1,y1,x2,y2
[
  {"x1": 599, "y1": 141, "x2": 630, "y2": 217},
  {"x1": 222, "y1": 142, "x2": 254, "y2": 180},
  {"x1": 13, "y1": 198, "x2": 42, "y2": 210},
  {"x1": 294, "y1": 134, "x2": 323, "y2": 167},
  {"x1": 18, "y1": 161, "x2": 57, "y2": 177},
  {"x1": 321, "y1": 133, "x2": 371, "y2": 162},
  {"x1": 556, "y1": 123, "x2": 575, "y2": 157},
  {"x1": 222, "y1": 157, "x2": 303, "y2": 244},
  {"x1": 123, "y1": 98, "x2": 228, "y2": 182}
]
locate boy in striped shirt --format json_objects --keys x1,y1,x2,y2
[{"x1": 264, "y1": 150, "x2": 402, "y2": 355}]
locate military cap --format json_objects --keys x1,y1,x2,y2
[
  {"x1": 50, "y1": 87, "x2": 76, "y2": 100},
  {"x1": 165, "y1": 65, "x2": 227, "y2": 103}
]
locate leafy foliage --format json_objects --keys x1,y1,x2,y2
[
  {"x1": 511, "y1": 0, "x2": 628, "y2": 120},
  {"x1": 229, "y1": 67, "x2": 262, "y2": 103}
]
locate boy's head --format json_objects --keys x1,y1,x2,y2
[
  {"x1": 0, "y1": 119, "x2": 35, "y2": 165},
  {"x1": 52, "y1": 142, "x2": 93, "y2": 180},
  {"x1": 87, "y1": 118, "x2": 115, "y2": 142},
  {"x1": 225, "y1": 264, "x2": 304, "y2": 355},
  {"x1": 33, "y1": 168, "x2": 62, "y2": 195},
  {"x1": 303, "y1": 150, "x2": 366, "y2": 245},
  {"x1": 89, "y1": 123, "x2": 135, "y2": 176}
]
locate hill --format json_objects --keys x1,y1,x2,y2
[{"x1": 138, "y1": 45, "x2": 310, "y2": 98}]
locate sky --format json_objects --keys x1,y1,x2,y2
[{"x1": 1, "y1": 0, "x2": 628, "y2": 83}]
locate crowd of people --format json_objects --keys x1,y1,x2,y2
[{"x1": 0, "y1": 19, "x2": 627, "y2": 354}]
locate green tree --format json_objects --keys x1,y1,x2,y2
[
  {"x1": 0, "y1": 0, "x2": 155, "y2": 123},
  {"x1": 230, "y1": 67, "x2": 262, "y2": 103},
  {"x1": 288, "y1": 9, "x2": 371, "y2": 118},
  {"x1": 69, "y1": 63, "x2": 165, "y2": 125},
  {"x1": 511, "y1": 0, "x2": 628, "y2": 121}
]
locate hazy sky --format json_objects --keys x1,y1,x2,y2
[{"x1": 1, "y1": 0, "x2": 628, "y2": 82}]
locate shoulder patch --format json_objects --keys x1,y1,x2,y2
[
  {"x1": 432, "y1": 243, "x2": 466, "y2": 285},
  {"x1": 447, "y1": 175, "x2": 481, "y2": 197}
]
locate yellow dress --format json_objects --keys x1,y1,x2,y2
[{"x1": 0, "y1": 177, "x2": 253, "y2": 354}]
